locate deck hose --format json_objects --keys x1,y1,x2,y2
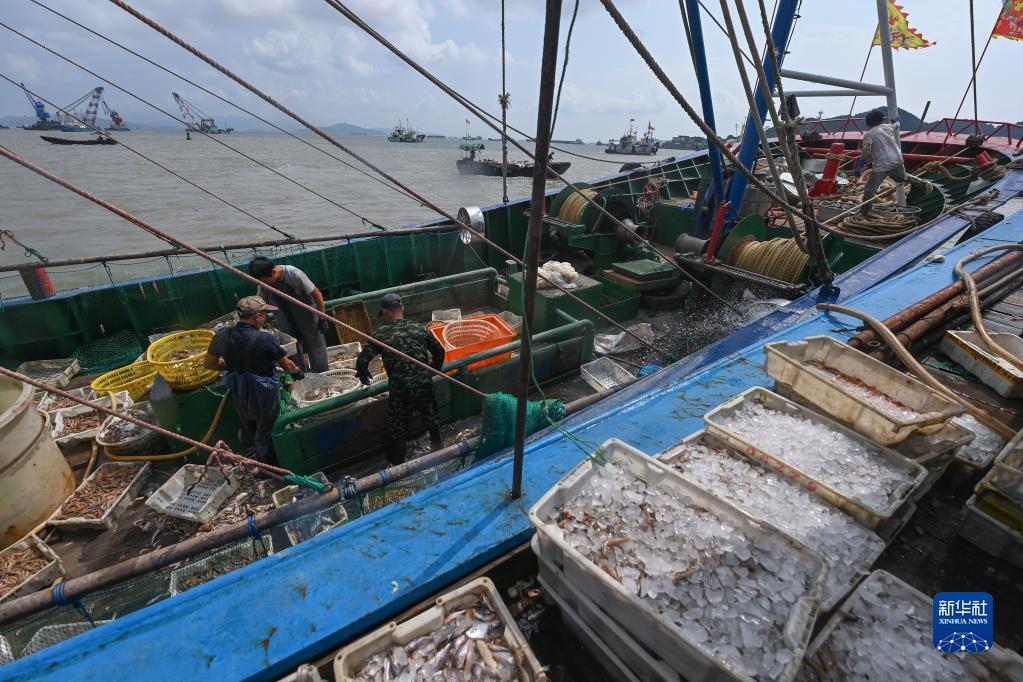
[
  {"x1": 101, "y1": 390, "x2": 232, "y2": 462},
  {"x1": 955, "y1": 244, "x2": 1023, "y2": 372}
]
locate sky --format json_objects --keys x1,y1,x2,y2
[{"x1": 1, "y1": 0, "x2": 1020, "y2": 139}]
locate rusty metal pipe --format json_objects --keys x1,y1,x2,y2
[
  {"x1": 0, "y1": 390, "x2": 610, "y2": 627},
  {"x1": 848, "y1": 249, "x2": 1023, "y2": 350},
  {"x1": 866, "y1": 266, "x2": 1023, "y2": 360}
]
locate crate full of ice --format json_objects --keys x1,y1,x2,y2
[
  {"x1": 658, "y1": 431, "x2": 884, "y2": 611},
  {"x1": 802, "y1": 570, "x2": 1023, "y2": 681},
  {"x1": 705, "y1": 387, "x2": 926, "y2": 529},
  {"x1": 529, "y1": 438, "x2": 826, "y2": 682}
]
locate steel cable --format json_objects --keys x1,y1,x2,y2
[
  {"x1": 108, "y1": 0, "x2": 679, "y2": 358},
  {"x1": 6, "y1": 76, "x2": 292, "y2": 240},
  {"x1": 28, "y1": 0, "x2": 423, "y2": 214},
  {"x1": 0, "y1": 144, "x2": 488, "y2": 398},
  {"x1": 0, "y1": 22, "x2": 384, "y2": 231}
]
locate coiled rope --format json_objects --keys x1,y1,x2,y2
[
  {"x1": 838, "y1": 212, "x2": 919, "y2": 242},
  {"x1": 731, "y1": 238, "x2": 809, "y2": 284},
  {"x1": 558, "y1": 189, "x2": 598, "y2": 224}
]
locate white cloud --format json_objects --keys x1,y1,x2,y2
[{"x1": 219, "y1": 0, "x2": 297, "y2": 18}]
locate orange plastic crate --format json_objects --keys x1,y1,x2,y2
[{"x1": 430, "y1": 314, "x2": 517, "y2": 372}]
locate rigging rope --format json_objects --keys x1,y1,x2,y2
[
  {"x1": 549, "y1": 0, "x2": 579, "y2": 138},
  {"x1": 28, "y1": 0, "x2": 422, "y2": 212},
  {"x1": 109, "y1": 0, "x2": 677, "y2": 360},
  {"x1": 731, "y1": 238, "x2": 809, "y2": 284},
  {"x1": 7, "y1": 76, "x2": 295, "y2": 240},
  {"x1": 0, "y1": 22, "x2": 385, "y2": 231},
  {"x1": 0, "y1": 144, "x2": 487, "y2": 398}
]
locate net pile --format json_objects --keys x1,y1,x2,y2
[{"x1": 476, "y1": 392, "x2": 567, "y2": 458}]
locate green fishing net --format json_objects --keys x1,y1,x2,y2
[{"x1": 476, "y1": 392, "x2": 567, "y2": 458}]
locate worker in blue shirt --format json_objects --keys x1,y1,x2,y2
[{"x1": 205, "y1": 296, "x2": 303, "y2": 463}]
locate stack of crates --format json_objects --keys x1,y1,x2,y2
[{"x1": 961, "y1": 429, "x2": 1023, "y2": 569}]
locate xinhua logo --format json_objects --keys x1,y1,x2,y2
[{"x1": 933, "y1": 592, "x2": 994, "y2": 653}]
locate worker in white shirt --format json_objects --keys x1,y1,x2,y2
[{"x1": 857, "y1": 109, "x2": 932, "y2": 215}]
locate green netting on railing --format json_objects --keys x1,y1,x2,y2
[{"x1": 0, "y1": 451, "x2": 482, "y2": 665}]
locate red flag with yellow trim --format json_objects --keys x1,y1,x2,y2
[
  {"x1": 993, "y1": 1, "x2": 1023, "y2": 41},
  {"x1": 872, "y1": 2, "x2": 935, "y2": 49}
]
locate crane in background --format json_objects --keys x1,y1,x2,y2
[
  {"x1": 57, "y1": 87, "x2": 104, "y2": 132},
  {"x1": 100, "y1": 92, "x2": 130, "y2": 131},
  {"x1": 20, "y1": 82, "x2": 61, "y2": 131},
  {"x1": 172, "y1": 92, "x2": 233, "y2": 134}
]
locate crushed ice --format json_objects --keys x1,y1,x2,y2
[
  {"x1": 665, "y1": 438, "x2": 884, "y2": 606},
  {"x1": 548, "y1": 461, "x2": 813, "y2": 680},
  {"x1": 716, "y1": 402, "x2": 913, "y2": 512},
  {"x1": 952, "y1": 414, "x2": 1006, "y2": 467},
  {"x1": 811, "y1": 362, "x2": 920, "y2": 420}
]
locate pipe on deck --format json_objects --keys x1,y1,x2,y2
[{"x1": 0, "y1": 390, "x2": 610, "y2": 628}]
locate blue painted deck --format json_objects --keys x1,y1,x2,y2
[{"x1": 3, "y1": 170, "x2": 1022, "y2": 681}]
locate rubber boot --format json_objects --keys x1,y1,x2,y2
[
  {"x1": 429, "y1": 426, "x2": 443, "y2": 451},
  {"x1": 385, "y1": 440, "x2": 406, "y2": 466}
]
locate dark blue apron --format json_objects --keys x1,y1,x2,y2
[{"x1": 223, "y1": 326, "x2": 280, "y2": 461}]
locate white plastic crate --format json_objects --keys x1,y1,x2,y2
[
  {"x1": 959, "y1": 493, "x2": 1023, "y2": 570},
  {"x1": 805, "y1": 570, "x2": 1023, "y2": 679},
  {"x1": 430, "y1": 308, "x2": 462, "y2": 323},
  {"x1": 146, "y1": 464, "x2": 239, "y2": 523},
  {"x1": 892, "y1": 420, "x2": 975, "y2": 505},
  {"x1": 704, "y1": 387, "x2": 927, "y2": 529},
  {"x1": 169, "y1": 537, "x2": 273, "y2": 595},
  {"x1": 528, "y1": 438, "x2": 826, "y2": 682},
  {"x1": 941, "y1": 330, "x2": 1023, "y2": 399},
  {"x1": 333, "y1": 577, "x2": 544, "y2": 681},
  {"x1": 534, "y1": 536, "x2": 677, "y2": 682},
  {"x1": 291, "y1": 372, "x2": 360, "y2": 409},
  {"x1": 325, "y1": 342, "x2": 362, "y2": 369},
  {"x1": 271, "y1": 472, "x2": 330, "y2": 508},
  {"x1": 976, "y1": 428, "x2": 1023, "y2": 505},
  {"x1": 36, "y1": 387, "x2": 99, "y2": 415},
  {"x1": 765, "y1": 336, "x2": 962, "y2": 445},
  {"x1": 0, "y1": 535, "x2": 64, "y2": 603},
  {"x1": 280, "y1": 503, "x2": 349, "y2": 547},
  {"x1": 657, "y1": 430, "x2": 884, "y2": 612},
  {"x1": 48, "y1": 462, "x2": 151, "y2": 531},
  {"x1": 580, "y1": 356, "x2": 635, "y2": 393}
]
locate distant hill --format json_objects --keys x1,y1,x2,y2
[{"x1": 321, "y1": 121, "x2": 389, "y2": 136}]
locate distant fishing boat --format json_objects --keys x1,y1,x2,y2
[
  {"x1": 40, "y1": 135, "x2": 117, "y2": 146},
  {"x1": 455, "y1": 143, "x2": 570, "y2": 176},
  {"x1": 388, "y1": 119, "x2": 425, "y2": 143},
  {"x1": 605, "y1": 119, "x2": 660, "y2": 155},
  {"x1": 552, "y1": 138, "x2": 584, "y2": 145}
]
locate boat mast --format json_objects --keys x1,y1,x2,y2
[
  {"x1": 512, "y1": 0, "x2": 561, "y2": 500},
  {"x1": 680, "y1": 0, "x2": 725, "y2": 233},
  {"x1": 872, "y1": 0, "x2": 906, "y2": 206},
  {"x1": 500, "y1": 0, "x2": 509, "y2": 203},
  {"x1": 724, "y1": 0, "x2": 799, "y2": 222}
]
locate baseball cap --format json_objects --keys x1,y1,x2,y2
[
  {"x1": 378, "y1": 292, "x2": 403, "y2": 316},
  {"x1": 236, "y1": 295, "x2": 278, "y2": 315}
]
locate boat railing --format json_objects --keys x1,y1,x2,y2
[
  {"x1": 801, "y1": 117, "x2": 866, "y2": 136},
  {"x1": 925, "y1": 118, "x2": 1023, "y2": 148}
]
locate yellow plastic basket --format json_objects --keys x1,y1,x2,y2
[
  {"x1": 91, "y1": 360, "x2": 158, "y2": 401},
  {"x1": 146, "y1": 329, "x2": 219, "y2": 391}
]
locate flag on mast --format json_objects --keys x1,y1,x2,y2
[
  {"x1": 872, "y1": 2, "x2": 935, "y2": 49},
  {"x1": 992, "y1": 0, "x2": 1023, "y2": 41}
]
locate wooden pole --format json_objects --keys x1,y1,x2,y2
[{"x1": 511, "y1": 0, "x2": 562, "y2": 500}]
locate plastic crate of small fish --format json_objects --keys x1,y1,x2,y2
[
  {"x1": 0, "y1": 535, "x2": 64, "y2": 603},
  {"x1": 764, "y1": 336, "x2": 962, "y2": 445},
  {"x1": 802, "y1": 570, "x2": 1023, "y2": 680},
  {"x1": 49, "y1": 391, "x2": 133, "y2": 451},
  {"x1": 326, "y1": 342, "x2": 362, "y2": 369},
  {"x1": 657, "y1": 430, "x2": 885, "y2": 612},
  {"x1": 169, "y1": 536, "x2": 273, "y2": 596},
  {"x1": 333, "y1": 577, "x2": 544, "y2": 682},
  {"x1": 704, "y1": 387, "x2": 927, "y2": 529},
  {"x1": 975, "y1": 428, "x2": 1023, "y2": 506},
  {"x1": 529, "y1": 438, "x2": 826, "y2": 682},
  {"x1": 48, "y1": 462, "x2": 151, "y2": 531},
  {"x1": 958, "y1": 492, "x2": 1023, "y2": 570}
]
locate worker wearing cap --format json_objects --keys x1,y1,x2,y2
[
  {"x1": 248, "y1": 256, "x2": 330, "y2": 373},
  {"x1": 355, "y1": 293, "x2": 446, "y2": 465},
  {"x1": 205, "y1": 296, "x2": 303, "y2": 463}
]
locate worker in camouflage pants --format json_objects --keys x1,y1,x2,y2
[{"x1": 356, "y1": 293, "x2": 446, "y2": 465}]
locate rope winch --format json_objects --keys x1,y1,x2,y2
[{"x1": 730, "y1": 237, "x2": 809, "y2": 284}]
